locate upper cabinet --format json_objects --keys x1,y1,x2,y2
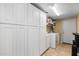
[
  {"x1": 0, "y1": 3, "x2": 46, "y2": 26},
  {"x1": 27, "y1": 4, "x2": 40, "y2": 26},
  {"x1": 0, "y1": 3, "x2": 28, "y2": 25},
  {"x1": 32, "y1": 5, "x2": 40, "y2": 26},
  {"x1": 0, "y1": 4, "x2": 15, "y2": 24},
  {"x1": 27, "y1": 4, "x2": 33, "y2": 26},
  {"x1": 25, "y1": 4, "x2": 28, "y2": 25},
  {"x1": 40, "y1": 10, "x2": 47, "y2": 27},
  {"x1": 12, "y1": 3, "x2": 26, "y2": 25}
]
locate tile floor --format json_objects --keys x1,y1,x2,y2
[{"x1": 43, "y1": 43, "x2": 72, "y2": 56}]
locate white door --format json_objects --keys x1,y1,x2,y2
[
  {"x1": 28, "y1": 26, "x2": 40, "y2": 56},
  {"x1": 0, "y1": 24, "x2": 16, "y2": 56},
  {"x1": 62, "y1": 18, "x2": 76, "y2": 44}
]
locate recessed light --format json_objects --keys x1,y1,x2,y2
[{"x1": 49, "y1": 6, "x2": 60, "y2": 16}]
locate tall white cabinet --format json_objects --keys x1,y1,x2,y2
[
  {"x1": 39, "y1": 11, "x2": 47, "y2": 55},
  {"x1": 0, "y1": 3, "x2": 48, "y2": 56}
]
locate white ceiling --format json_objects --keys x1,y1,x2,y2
[{"x1": 33, "y1": 3, "x2": 79, "y2": 19}]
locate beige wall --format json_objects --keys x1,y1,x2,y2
[
  {"x1": 55, "y1": 20, "x2": 62, "y2": 33},
  {"x1": 54, "y1": 20, "x2": 62, "y2": 43},
  {"x1": 55, "y1": 17, "x2": 78, "y2": 44},
  {"x1": 55, "y1": 16, "x2": 77, "y2": 33}
]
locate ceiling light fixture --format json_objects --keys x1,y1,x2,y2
[{"x1": 51, "y1": 6, "x2": 60, "y2": 16}]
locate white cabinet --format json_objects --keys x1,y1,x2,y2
[
  {"x1": 0, "y1": 24, "x2": 16, "y2": 56},
  {"x1": 25, "y1": 26, "x2": 28, "y2": 56},
  {"x1": 38, "y1": 10, "x2": 47, "y2": 55},
  {"x1": 39, "y1": 27, "x2": 47, "y2": 55},
  {"x1": 27, "y1": 4, "x2": 40, "y2": 26},
  {"x1": 0, "y1": 25, "x2": 28, "y2": 56},
  {"x1": 12, "y1": 3, "x2": 26, "y2": 25},
  {"x1": 25, "y1": 4, "x2": 28, "y2": 25},
  {"x1": 0, "y1": 3, "x2": 47, "y2": 56},
  {"x1": 28, "y1": 26, "x2": 40, "y2": 56},
  {"x1": 16, "y1": 26, "x2": 25, "y2": 56},
  {"x1": 0, "y1": 4, "x2": 16, "y2": 24},
  {"x1": 27, "y1": 4, "x2": 33, "y2": 26},
  {"x1": 40, "y1": 11, "x2": 47, "y2": 27},
  {"x1": 32, "y1": 5, "x2": 40, "y2": 26},
  {"x1": 0, "y1": 3, "x2": 27, "y2": 25}
]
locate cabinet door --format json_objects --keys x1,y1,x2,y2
[
  {"x1": 32, "y1": 6, "x2": 40, "y2": 26},
  {"x1": 16, "y1": 26, "x2": 25, "y2": 56},
  {"x1": 25, "y1": 4, "x2": 28, "y2": 25},
  {"x1": 13, "y1": 3, "x2": 25, "y2": 25},
  {"x1": 27, "y1": 4, "x2": 40, "y2": 26},
  {"x1": 27, "y1": 4, "x2": 34, "y2": 26},
  {"x1": 25, "y1": 26, "x2": 28, "y2": 56},
  {"x1": 0, "y1": 4, "x2": 16, "y2": 24},
  {"x1": 39, "y1": 27, "x2": 46, "y2": 55},
  {"x1": 40, "y1": 11, "x2": 47, "y2": 27},
  {"x1": 28, "y1": 26, "x2": 40, "y2": 56},
  {"x1": 0, "y1": 24, "x2": 16, "y2": 56}
]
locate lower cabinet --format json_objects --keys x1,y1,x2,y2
[
  {"x1": 0, "y1": 24, "x2": 47, "y2": 56},
  {"x1": 25, "y1": 26, "x2": 28, "y2": 56},
  {"x1": 0, "y1": 24, "x2": 28, "y2": 56},
  {"x1": 16, "y1": 26, "x2": 25, "y2": 56},
  {"x1": 13, "y1": 26, "x2": 28, "y2": 56},
  {"x1": 27, "y1": 26, "x2": 40, "y2": 56},
  {"x1": 0, "y1": 24, "x2": 16, "y2": 56},
  {"x1": 39, "y1": 27, "x2": 47, "y2": 55}
]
